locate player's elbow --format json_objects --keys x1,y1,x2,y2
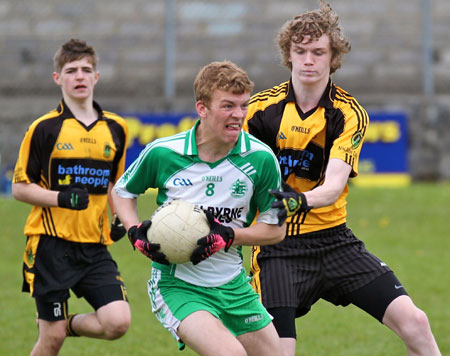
[
  {"x1": 11, "y1": 182, "x2": 25, "y2": 201},
  {"x1": 315, "y1": 186, "x2": 343, "y2": 207},
  {"x1": 327, "y1": 189, "x2": 342, "y2": 205},
  {"x1": 273, "y1": 235, "x2": 285, "y2": 244},
  {"x1": 271, "y1": 224, "x2": 286, "y2": 244}
]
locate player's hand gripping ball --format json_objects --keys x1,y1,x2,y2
[
  {"x1": 146, "y1": 200, "x2": 211, "y2": 264},
  {"x1": 190, "y1": 210, "x2": 235, "y2": 265},
  {"x1": 128, "y1": 221, "x2": 169, "y2": 264}
]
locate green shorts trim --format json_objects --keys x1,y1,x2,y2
[{"x1": 147, "y1": 267, "x2": 272, "y2": 347}]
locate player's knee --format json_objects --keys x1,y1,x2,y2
[
  {"x1": 39, "y1": 330, "x2": 66, "y2": 352},
  {"x1": 103, "y1": 317, "x2": 130, "y2": 340},
  {"x1": 398, "y1": 307, "x2": 431, "y2": 339},
  {"x1": 408, "y1": 308, "x2": 430, "y2": 333}
]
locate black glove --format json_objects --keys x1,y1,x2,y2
[
  {"x1": 128, "y1": 221, "x2": 169, "y2": 264},
  {"x1": 57, "y1": 183, "x2": 89, "y2": 210},
  {"x1": 270, "y1": 181, "x2": 312, "y2": 226},
  {"x1": 190, "y1": 210, "x2": 235, "y2": 265},
  {"x1": 110, "y1": 214, "x2": 126, "y2": 241}
]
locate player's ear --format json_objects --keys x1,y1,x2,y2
[
  {"x1": 94, "y1": 71, "x2": 100, "y2": 84},
  {"x1": 195, "y1": 100, "x2": 208, "y2": 119},
  {"x1": 53, "y1": 72, "x2": 61, "y2": 86}
]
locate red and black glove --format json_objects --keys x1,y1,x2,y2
[
  {"x1": 128, "y1": 221, "x2": 169, "y2": 264},
  {"x1": 57, "y1": 183, "x2": 89, "y2": 210},
  {"x1": 270, "y1": 181, "x2": 312, "y2": 226},
  {"x1": 190, "y1": 210, "x2": 235, "y2": 265}
]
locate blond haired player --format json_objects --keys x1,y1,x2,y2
[{"x1": 113, "y1": 61, "x2": 285, "y2": 356}]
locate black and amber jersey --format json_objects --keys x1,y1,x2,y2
[
  {"x1": 13, "y1": 100, "x2": 128, "y2": 244},
  {"x1": 243, "y1": 79, "x2": 369, "y2": 235}
]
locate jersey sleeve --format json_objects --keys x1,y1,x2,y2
[
  {"x1": 244, "y1": 99, "x2": 263, "y2": 135},
  {"x1": 13, "y1": 121, "x2": 45, "y2": 184},
  {"x1": 114, "y1": 144, "x2": 165, "y2": 198},
  {"x1": 244, "y1": 101, "x2": 281, "y2": 154},
  {"x1": 329, "y1": 106, "x2": 369, "y2": 177},
  {"x1": 250, "y1": 149, "x2": 282, "y2": 225},
  {"x1": 106, "y1": 114, "x2": 129, "y2": 183}
]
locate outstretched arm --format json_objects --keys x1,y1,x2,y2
[
  {"x1": 269, "y1": 158, "x2": 352, "y2": 226},
  {"x1": 233, "y1": 221, "x2": 285, "y2": 246},
  {"x1": 303, "y1": 158, "x2": 352, "y2": 208}
]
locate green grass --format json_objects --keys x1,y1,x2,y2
[{"x1": 0, "y1": 183, "x2": 449, "y2": 355}]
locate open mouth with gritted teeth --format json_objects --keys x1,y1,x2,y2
[{"x1": 226, "y1": 123, "x2": 240, "y2": 130}]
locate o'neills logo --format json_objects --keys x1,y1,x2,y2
[
  {"x1": 245, "y1": 314, "x2": 264, "y2": 324},
  {"x1": 202, "y1": 175, "x2": 222, "y2": 182},
  {"x1": 291, "y1": 126, "x2": 310, "y2": 134}
]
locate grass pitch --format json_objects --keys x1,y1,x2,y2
[{"x1": 0, "y1": 183, "x2": 448, "y2": 355}]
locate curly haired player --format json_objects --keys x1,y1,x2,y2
[{"x1": 243, "y1": 1, "x2": 441, "y2": 355}]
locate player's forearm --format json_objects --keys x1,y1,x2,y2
[
  {"x1": 303, "y1": 184, "x2": 342, "y2": 208},
  {"x1": 107, "y1": 182, "x2": 115, "y2": 214},
  {"x1": 110, "y1": 188, "x2": 139, "y2": 230},
  {"x1": 232, "y1": 222, "x2": 285, "y2": 246},
  {"x1": 303, "y1": 158, "x2": 351, "y2": 208},
  {"x1": 12, "y1": 182, "x2": 59, "y2": 207}
]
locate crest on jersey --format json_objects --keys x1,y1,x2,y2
[
  {"x1": 27, "y1": 248, "x2": 34, "y2": 265},
  {"x1": 351, "y1": 131, "x2": 363, "y2": 149},
  {"x1": 104, "y1": 143, "x2": 112, "y2": 158},
  {"x1": 230, "y1": 179, "x2": 248, "y2": 198}
]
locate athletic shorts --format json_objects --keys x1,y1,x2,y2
[
  {"x1": 148, "y1": 265, "x2": 273, "y2": 348},
  {"x1": 23, "y1": 234, "x2": 128, "y2": 321},
  {"x1": 251, "y1": 224, "x2": 394, "y2": 317}
]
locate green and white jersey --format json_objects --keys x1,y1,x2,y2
[{"x1": 115, "y1": 120, "x2": 282, "y2": 287}]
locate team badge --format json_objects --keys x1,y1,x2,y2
[
  {"x1": 351, "y1": 131, "x2": 363, "y2": 149},
  {"x1": 27, "y1": 248, "x2": 34, "y2": 265},
  {"x1": 230, "y1": 179, "x2": 248, "y2": 198},
  {"x1": 288, "y1": 198, "x2": 299, "y2": 211},
  {"x1": 104, "y1": 143, "x2": 111, "y2": 158}
]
